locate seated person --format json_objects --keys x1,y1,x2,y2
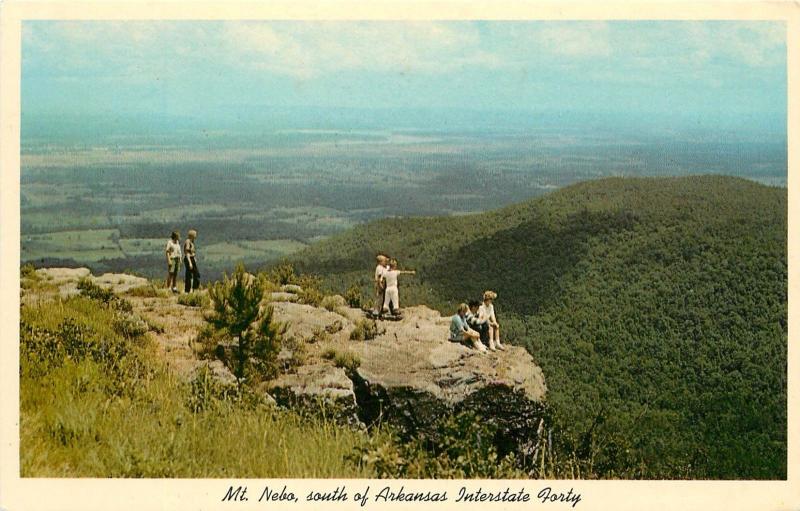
[
  {"x1": 449, "y1": 303, "x2": 487, "y2": 353},
  {"x1": 465, "y1": 299, "x2": 489, "y2": 344},
  {"x1": 478, "y1": 290, "x2": 504, "y2": 351}
]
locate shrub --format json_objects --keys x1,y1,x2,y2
[
  {"x1": 325, "y1": 320, "x2": 343, "y2": 335},
  {"x1": 296, "y1": 274, "x2": 324, "y2": 306},
  {"x1": 320, "y1": 295, "x2": 345, "y2": 312},
  {"x1": 194, "y1": 324, "x2": 230, "y2": 359},
  {"x1": 177, "y1": 292, "x2": 210, "y2": 308},
  {"x1": 269, "y1": 263, "x2": 297, "y2": 286},
  {"x1": 349, "y1": 319, "x2": 379, "y2": 341},
  {"x1": 207, "y1": 264, "x2": 286, "y2": 385},
  {"x1": 298, "y1": 287, "x2": 323, "y2": 307},
  {"x1": 351, "y1": 412, "x2": 523, "y2": 479},
  {"x1": 322, "y1": 348, "x2": 361, "y2": 373},
  {"x1": 112, "y1": 314, "x2": 149, "y2": 340},
  {"x1": 344, "y1": 284, "x2": 362, "y2": 308},
  {"x1": 308, "y1": 327, "x2": 329, "y2": 344},
  {"x1": 21, "y1": 263, "x2": 37, "y2": 279},
  {"x1": 77, "y1": 278, "x2": 133, "y2": 313},
  {"x1": 278, "y1": 336, "x2": 307, "y2": 373},
  {"x1": 144, "y1": 317, "x2": 165, "y2": 334},
  {"x1": 186, "y1": 365, "x2": 236, "y2": 413},
  {"x1": 20, "y1": 301, "x2": 153, "y2": 397},
  {"x1": 126, "y1": 285, "x2": 160, "y2": 298}
]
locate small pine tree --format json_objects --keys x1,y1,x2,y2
[{"x1": 207, "y1": 264, "x2": 286, "y2": 385}]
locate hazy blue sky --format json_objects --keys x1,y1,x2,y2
[{"x1": 22, "y1": 21, "x2": 786, "y2": 132}]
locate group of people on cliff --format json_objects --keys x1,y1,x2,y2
[
  {"x1": 371, "y1": 253, "x2": 503, "y2": 353},
  {"x1": 164, "y1": 230, "x2": 201, "y2": 293}
]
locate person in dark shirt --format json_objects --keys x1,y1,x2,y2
[
  {"x1": 465, "y1": 299, "x2": 490, "y2": 346},
  {"x1": 183, "y1": 229, "x2": 200, "y2": 293}
]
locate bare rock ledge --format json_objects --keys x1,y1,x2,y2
[{"x1": 268, "y1": 304, "x2": 547, "y2": 456}]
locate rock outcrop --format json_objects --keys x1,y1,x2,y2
[
  {"x1": 268, "y1": 298, "x2": 547, "y2": 457},
  {"x1": 269, "y1": 364, "x2": 361, "y2": 427},
  {"x1": 25, "y1": 268, "x2": 548, "y2": 458},
  {"x1": 34, "y1": 267, "x2": 149, "y2": 297}
]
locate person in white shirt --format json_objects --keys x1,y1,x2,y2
[
  {"x1": 164, "y1": 231, "x2": 182, "y2": 293},
  {"x1": 372, "y1": 254, "x2": 389, "y2": 315},
  {"x1": 478, "y1": 290, "x2": 505, "y2": 351},
  {"x1": 382, "y1": 258, "x2": 415, "y2": 316}
]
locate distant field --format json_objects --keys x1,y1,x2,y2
[
  {"x1": 22, "y1": 229, "x2": 123, "y2": 262},
  {"x1": 118, "y1": 238, "x2": 164, "y2": 257},
  {"x1": 203, "y1": 239, "x2": 308, "y2": 263},
  {"x1": 20, "y1": 127, "x2": 787, "y2": 278}
]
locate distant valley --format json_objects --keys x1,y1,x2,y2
[{"x1": 21, "y1": 115, "x2": 787, "y2": 281}]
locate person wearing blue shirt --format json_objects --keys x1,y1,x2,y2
[{"x1": 449, "y1": 303, "x2": 487, "y2": 353}]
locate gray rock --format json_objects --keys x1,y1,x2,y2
[
  {"x1": 35, "y1": 267, "x2": 91, "y2": 284},
  {"x1": 347, "y1": 306, "x2": 547, "y2": 456},
  {"x1": 204, "y1": 360, "x2": 237, "y2": 386},
  {"x1": 280, "y1": 284, "x2": 303, "y2": 294},
  {"x1": 268, "y1": 364, "x2": 360, "y2": 426},
  {"x1": 271, "y1": 301, "x2": 354, "y2": 343},
  {"x1": 266, "y1": 303, "x2": 547, "y2": 457},
  {"x1": 31, "y1": 268, "x2": 150, "y2": 296},
  {"x1": 270, "y1": 291, "x2": 299, "y2": 303},
  {"x1": 92, "y1": 272, "x2": 150, "y2": 294}
]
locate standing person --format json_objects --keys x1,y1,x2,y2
[
  {"x1": 183, "y1": 229, "x2": 200, "y2": 293},
  {"x1": 164, "y1": 231, "x2": 182, "y2": 293},
  {"x1": 372, "y1": 254, "x2": 389, "y2": 316},
  {"x1": 449, "y1": 303, "x2": 487, "y2": 352},
  {"x1": 465, "y1": 299, "x2": 490, "y2": 346},
  {"x1": 382, "y1": 258, "x2": 415, "y2": 316},
  {"x1": 478, "y1": 290, "x2": 504, "y2": 350}
]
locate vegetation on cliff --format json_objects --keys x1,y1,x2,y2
[{"x1": 290, "y1": 176, "x2": 787, "y2": 479}]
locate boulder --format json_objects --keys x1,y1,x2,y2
[
  {"x1": 280, "y1": 284, "x2": 303, "y2": 294},
  {"x1": 35, "y1": 267, "x2": 91, "y2": 283},
  {"x1": 346, "y1": 306, "x2": 546, "y2": 455},
  {"x1": 271, "y1": 301, "x2": 353, "y2": 343},
  {"x1": 267, "y1": 304, "x2": 547, "y2": 457},
  {"x1": 192, "y1": 360, "x2": 237, "y2": 387},
  {"x1": 30, "y1": 268, "x2": 150, "y2": 296},
  {"x1": 93, "y1": 272, "x2": 150, "y2": 293},
  {"x1": 269, "y1": 364, "x2": 360, "y2": 427},
  {"x1": 270, "y1": 291, "x2": 299, "y2": 303},
  {"x1": 34, "y1": 267, "x2": 91, "y2": 298}
]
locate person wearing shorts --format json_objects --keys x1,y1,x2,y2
[
  {"x1": 478, "y1": 290, "x2": 504, "y2": 351},
  {"x1": 382, "y1": 258, "x2": 415, "y2": 315},
  {"x1": 165, "y1": 231, "x2": 182, "y2": 293},
  {"x1": 372, "y1": 254, "x2": 389, "y2": 316}
]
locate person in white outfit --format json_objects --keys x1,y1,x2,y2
[
  {"x1": 478, "y1": 290, "x2": 505, "y2": 351},
  {"x1": 372, "y1": 254, "x2": 389, "y2": 315},
  {"x1": 164, "y1": 231, "x2": 182, "y2": 293},
  {"x1": 382, "y1": 258, "x2": 415, "y2": 315}
]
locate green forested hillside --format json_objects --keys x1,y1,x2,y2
[{"x1": 290, "y1": 176, "x2": 787, "y2": 479}]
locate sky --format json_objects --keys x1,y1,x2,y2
[{"x1": 22, "y1": 21, "x2": 787, "y2": 133}]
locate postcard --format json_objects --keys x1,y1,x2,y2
[{"x1": 0, "y1": 1, "x2": 797, "y2": 510}]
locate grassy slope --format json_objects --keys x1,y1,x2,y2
[
  {"x1": 19, "y1": 296, "x2": 376, "y2": 478},
  {"x1": 291, "y1": 176, "x2": 787, "y2": 478}
]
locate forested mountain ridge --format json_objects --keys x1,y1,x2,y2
[{"x1": 289, "y1": 175, "x2": 787, "y2": 479}]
